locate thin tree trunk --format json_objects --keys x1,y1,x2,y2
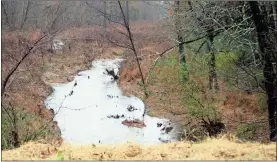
[
  {"x1": 126, "y1": 1, "x2": 129, "y2": 26},
  {"x1": 11, "y1": 107, "x2": 20, "y2": 147},
  {"x1": 272, "y1": 2, "x2": 277, "y2": 34},
  {"x1": 118, "y1": 1, "x2": 148, "y2": 97},
  {"x1": 20, "y1": 1, "x2": 30, "y2": 30},
  {"x1": 249, "y1": 1, "x2": 277, "y2": 141},
  {"x1": 174, "y1": 1, "x2": 186, "y2": 64},
  {"x1": 207, "y1": 29, "x2": 219, "y2": 91},
  {"x1": 103, "y1": 1, "x2": 107, "y2": 30},
  {"x1": 1, "y1": 1, "x2": 12, "y2": 30},
  {"x1": 271, "y1": 2, "x2": 277, "y2": 95}
]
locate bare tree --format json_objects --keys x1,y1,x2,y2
[
  {"x1": 117, "y1": 1, "x2": 147, "y2": 97},
  {"x1": 86, "y1": 1, "x2": 148, "y2": 97}
]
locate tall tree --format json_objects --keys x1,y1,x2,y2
[
  {"x1": 249, "y1": 1, "x2": 277, "y2": 141},
  {"x1": 103, "y1": 1, "x2": 107, "y2": 29},
  {"x1": 206, "y1": 28, "x2": 219, "y2": 91},
  {"x1": 173, "y1": 0, "x2": 190, "y2": 81},
  {"x1": 125, "y1": 1, "x2": 129, "y2": 26},
  {"x1": 174, "y1": 1, "x2": 186, "y2": 64}
]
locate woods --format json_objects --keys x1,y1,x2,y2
[{"x1": 1, "y1": 0, "x2": 276, "y2": 153}]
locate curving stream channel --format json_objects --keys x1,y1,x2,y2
[{"x1": 45, "y1": 59, "x2": 180, "y2": 145}]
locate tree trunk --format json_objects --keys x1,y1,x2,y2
[
  {"x1": 174, "y1": 1, "x2": 186, "y2": 64},
  {"x1": 207, "y1": 29, "x2": 219, "y2": 91},
  {"x1": 103, "y1": 1, "x2": 107, "y2": 29},
  {"x1": 273, "y1": 2, "x2": 277, "y2": 37},
  {"x1": 118, "y1": 1, "x2": 148, "y2": 97},
  {"x1": 126, "y1": 1, "x2": 129, "y2": 26},
  {"x1": 249, "y1": 1, "x2": 277, "y2": 141},
  {"x1": 11, "y1": 105, "x2": 20, "y2": 148}
]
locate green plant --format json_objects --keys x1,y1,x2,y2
[
  {"x1": 119, "y1": 52, "x2": 125, "y2": 56},
  {"x1": 182, "y1": 79, "x2": 218, "y2": 118},
  {"x1": 257, "y1": 94, "x2": 267, "y2": 112},
  {"x1": 180, "y1": 63, "x2": 189, "y2": 82},
  {"x1": 147, "y1": 109, "x2": 154, "y2": 116},
  {"x1": 216, "y1": 52, "x2": 238, "y2": 85},
  {"x1": 57, "y1": 150, "x2": 64, "y2": 161},
  {"x1": 236, "y1": 123, "x2": 262, "y2": 140},
  {"x1": 1, "y1": 105, "x2": 60, "y2": 150}
]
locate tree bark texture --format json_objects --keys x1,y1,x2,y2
[{"x1": 249, "y1": 1, "x2": 277, "y2": 141}]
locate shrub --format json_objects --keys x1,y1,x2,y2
[
  {"x1": 57, "y1": 150, "x2": 64, "y2": 161},
  {"x1": 215, "y1": 51, "x2": 239, "y2": 87},
  {"x1": 257, "y1": 94, "x2": 267, "y2": 113},
  {"x1": 236, "y1": 123, "x2": 263, "y2": 140},
  {"x1": 149, "y1": 50, "x2": 224, "y2": 140},
  {"x1": 1, "y1": 105, "x2": 60, "y2": 150}
]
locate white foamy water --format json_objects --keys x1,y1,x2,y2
[{"x1": 45, "y1": 59, "x2": 179, "y2": 145}]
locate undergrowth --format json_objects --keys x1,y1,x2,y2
[
  {"x1": 147, "y1": 49, "x2": 267, "y2": 142},
  {"x1": 1, "y1": 105, "x2": 60, "y2": 150}
]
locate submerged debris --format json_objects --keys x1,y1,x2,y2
[
  {"x1": 158, "y1": 137, "x2": 170, "y2": 143},
  {"x1": 107, "y1": 95, "x2": 119, "y2": 99},
  {"x1": 105, "y1": 69, "x2": 119, "y2": 80},
  {"x1": 69, "y1": 90, "x2": 74, "y2": 96},
  {"x1": 77, "y1": 73, "x2": 85, "y2": 76},
  {"x1": 122, "y1": 119, "x2": 146, "y2": 128},
  {"x1": 161, "y1": 126, "x2": 174, "y2": 134},
  {"x1": 107, "y1": 114, "x2": 125, "y2": 119},
  {"x1": 74, "y1": 81, "x2": 77, "y2": 87},
  {"x1": 165, "y1": 127, "x2": 173, "y2": 133},
  {"x1": 50, "y1": 109, "x2": 55, "y2": 115},
  {"x1": 127, "y1": 105, "x2": 138, "y2": 112},
  {"x1": 157, "y1": 123, "x2": 162, "y2": 127}
]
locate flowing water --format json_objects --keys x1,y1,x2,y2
[{"x1": 45, "y1": 59, "x2": 180, "y2": 145}]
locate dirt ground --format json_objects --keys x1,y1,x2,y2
[{"x1": 2, "y1": 135, "x2": 276, "y2": 160}]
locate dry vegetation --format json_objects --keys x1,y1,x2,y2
[{"x1": 2, "y1": 135, "x2": 275, "y2": 160}]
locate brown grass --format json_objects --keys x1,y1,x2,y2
[{"x1": 2, "y1": 135, "x2": 276, "y2": 160}]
